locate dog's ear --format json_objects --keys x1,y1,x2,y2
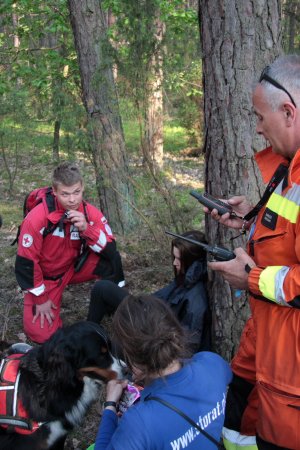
[{"x1": 78, "y1": 367, "x2": 118, "y2": 381}]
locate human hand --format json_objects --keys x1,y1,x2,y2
[
  {"x1": 106, "y1": 379, "x2": 129, "y2": 403},
  {"x1": 204, "y1": 196, "x2": 253, "y2": 230},
  {"x1": 208, "y1": 247, "x2": 256, "y2": 290},
  {"x1": 32, "y1": 299, "x2": 57, "y2": 328},
  {"x1": 67, "y1": 210, "x2": 87, "y2": 231}
]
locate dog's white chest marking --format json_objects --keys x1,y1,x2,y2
[
  {"x1": 112, "y1": 356, "x2": 125, "y2": 379},
  {"x1": 65, "y1": 377, "x2": 100, "y2": 426},
  {"x1": 46, "y1": 377, "x2": 100, "y2": 446},
  {"x1": 47, "y1": 421, "x2": 67, "y2": 447}
]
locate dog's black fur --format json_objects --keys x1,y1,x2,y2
[{"x1": 0, "y1": 321, "x2": 122, "y2": 450}]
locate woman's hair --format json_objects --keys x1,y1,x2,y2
[
  {"x1": 52, "y1": 162, "x2": 83, "y2": 188},
  {"x1": 112, "y1": 294, "x2": 188, "y2": 382},
  {"x1": 172, "y1": 229, "x2": 207, "y2": 277}
]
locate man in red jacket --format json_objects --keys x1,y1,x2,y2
[
  {"x1": 15, "y1": 162, "x2": 125, "y2": 343},
  {"x1": 208, "y1": 54, "x2": 300, "y2": 449}
]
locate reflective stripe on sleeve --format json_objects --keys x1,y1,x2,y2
[
  {"x1": 223, "y1": 428, "x2": 257, "y2": 449},
  {"x1": 90, "y1": 230, "x2": 108, "y2": 253},
  {"x1": 28, "y1": 283, "x2": 46, "y2": 296},
  {"x1": 258, "y1": 266, "x2": 291, "y2": 306},
  {"x1": 98, "y1": 230, "x2": 107, "y2": 247},
  {"x1": 89, "y1": 244, "x2": 102, "y2": 253},
  {"x1": 266, "y1": 192, "x2": 300, "y2": 223}
]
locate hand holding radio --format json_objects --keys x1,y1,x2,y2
[
  {"x1": 190, "y1": 191, "x2": 253, "y2": 230},
  {"x1": 208, "y1": 247, "x2": 256, "y2": 290},
  {"x1": 190, "y1": 191, "x2": 234, "y2": 216}
]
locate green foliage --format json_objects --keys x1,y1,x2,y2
[
  {"x1": 163, "y1": 121, "x2": 190, "y2": 154},
  {"x1": 104, "y1": 0, "x2": 161, "y2": 108},
  {"x1": 103, "y1": 0, "x2": 201, "y2": 146},
  {"x1": 0, "y1": 0, "x2": 203, "y2": 239},
  {"x1": 0, "y1": 0, "x2": 87, "y2": 166}
]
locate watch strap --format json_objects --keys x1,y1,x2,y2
[{"x1": 104, "y1": 401, "x2": 117, "y2": 408}]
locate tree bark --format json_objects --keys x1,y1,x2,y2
[
  {"x1": 67, "y1": 0, "x2": 135, "y2": 233},
  {"x1": 199, "y1": 0, "x2": 282, "y2": 360},
  {"x1": 53, "y1": 119, "x2": 60, "y2": 163},
  {"x1": 143, "y1": 17, "x2": 165, "y2": 170}
]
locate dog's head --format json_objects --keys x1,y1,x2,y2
[
  {"x1": 0, "y1": 323, "x2": 126, "y2": 444},
  {"x1": 16, "y1": 322, "x2": 124, "y2": 422},
  {"x1": 19, "y1": 322, "x2": 123, "y2": 392}
]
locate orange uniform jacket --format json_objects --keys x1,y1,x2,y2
[{"x1": 233, "y1": 146, "x2": 300, "y2": 448}]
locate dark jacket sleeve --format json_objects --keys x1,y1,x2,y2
[
  {"x1": 179, "y1": 283, "x2": 211, "y2": 352},
  {"x1": 154, "y1": 280, "x2": 211, "y2": 352}
]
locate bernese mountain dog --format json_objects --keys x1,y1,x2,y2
[{"x1": 0, "y1": 321, "x2": 123, "y2": 450}]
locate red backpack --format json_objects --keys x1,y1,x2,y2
[
  {"x1": 12, "y1": 187, "x2": 57, "y2": 245},
  {"x1": 22, "y1": 186, "x2": 55, "y2": 218}
]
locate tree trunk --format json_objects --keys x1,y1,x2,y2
[
  {"x1": 283, "y1": 0, "x2": 300, "y2": 51},
  {"x1": 53, "y1": 119, "x2": 60, "y2": 163},
  {"x1": 67, "y1": 0, "x2": 135, "y2": 233},
  {"x1": 199, "y1": 0, "x2": 282, "y2": 360},
  {"x1": 143, "y1": 18, "x2": 165, "y2": 171}
]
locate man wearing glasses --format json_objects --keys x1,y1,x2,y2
[{"x1": 207, "y1": 55, "x2": 300, "y2": 450}]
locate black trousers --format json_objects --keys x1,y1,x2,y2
[{"x1": 87, "y1": 280, "x2": 128, "y2": 323}]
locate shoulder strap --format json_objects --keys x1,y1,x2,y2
[
  {"x1": 243, "y1": 162, "x2": 289, "y2": 222},
  {"x1": 44, "y1": 187, "x2": 56, "y2": 214},
  {"x1": 145, "y1": 396, "x2": 221, "y2": 448}
]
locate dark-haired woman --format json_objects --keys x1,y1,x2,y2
[
  {"x1": 87, "y1": 230, "x2": 211, "y2": 352},
  {"x1": 93, "y1": 294, "x2": 232, "y2": 450}
]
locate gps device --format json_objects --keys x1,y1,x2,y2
[{"x1": 190, "y1": 191, "x2": 233, "y2": 216}]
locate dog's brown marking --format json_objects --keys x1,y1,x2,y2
[{"x1": 78, "y1": 367, "x2": 118, "y2": 381}]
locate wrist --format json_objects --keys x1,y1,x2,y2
[{"x1": 104, "y1": 400, "x2": 117, "y2": 411}]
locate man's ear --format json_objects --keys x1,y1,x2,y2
[{"x1": 283, "y1": 103, "x2": 296, "y2": 125}]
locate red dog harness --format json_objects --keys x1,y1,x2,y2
[{"x1": 0, "y1": 354, "x2": 43, "y2": 434}]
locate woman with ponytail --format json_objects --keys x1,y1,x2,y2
[{"x1": 93, "y1": 294, "x2": 232, "y2": 450}]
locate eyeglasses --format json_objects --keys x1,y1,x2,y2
[{"x1": 259, "y1": 65, "x2": 297, "y2": 108}]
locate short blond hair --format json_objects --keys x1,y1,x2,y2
[{"x1": 52, "y1": 162, "x2": 83, "y2": 188}]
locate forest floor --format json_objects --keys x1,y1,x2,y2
[{"x1": 0, "y1": 150, "x2": 204, "y2": 449}]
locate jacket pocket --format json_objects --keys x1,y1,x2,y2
[{"x1": 257, "y1": 381, "x2": 300, "y2": 449}]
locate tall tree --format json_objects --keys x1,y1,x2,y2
[
  {"x1": 143, "y1": 15, "x2": 164, "y2": 170},
  {"x1": 106, "y1": 0, "x2": 166, "y2": 169},
  {"x1": 282, "y1": 0, "x2": 300, "y2": 51},
  {"x1": 67, "y1": 0, "x2": 135, "y2": 233},
  {"x1": 199, "y1": 0, "x2": 282, "y2": 360}
]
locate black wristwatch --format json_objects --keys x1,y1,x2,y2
[{"x1": 104, "y1": 401, "x2": 117, "y2": 408}]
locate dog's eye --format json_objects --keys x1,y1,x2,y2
[{"x1": 100, "y1": 346, "x2": 108, "y2": 353}]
